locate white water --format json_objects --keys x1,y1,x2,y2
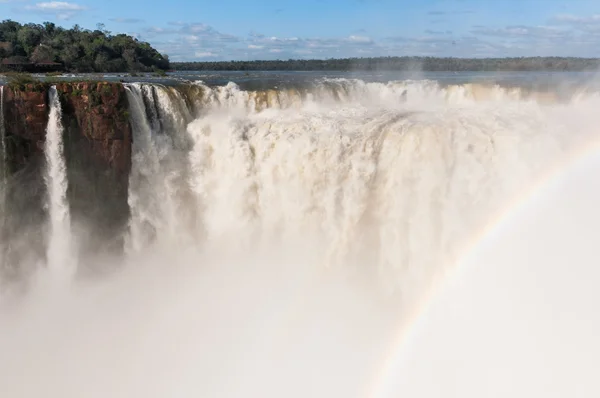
[
  {"x1": 0, "y1": 85, "x2": 5, "y2": 272},
  {"x1": 1, "y1": 79, "x2": 600, "y2": 397},
  {"x1": 0, "y1": 85, "x2": 5, "y2": 182},
  {"x1": 125, "y1": 83, "x2": 196, "y2": 252},
  {"x1": 126, "y1": 80, "x2": 590, "y2": 295},
  {"x1": 43, "y1": 86, "x2": 73, "y2": 281}
]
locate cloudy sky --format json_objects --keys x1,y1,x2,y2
[{"x1": 1, "y1": 0, "x2": 600, "y2": 61}]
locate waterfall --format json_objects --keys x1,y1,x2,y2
[
  {"x1": 121, "y1": 78, "x2": 595, "y2": 293},
  {"x1": 0, "y1": 85, "x2": 5, "y2": 182},
  {"x1": 0, "y1": 85, "x2": 5, "y2": 276},
  {"x1": 124, "y1": 83, "x2": 196, "y2": 252},
  {"x1": 1, "y1": 78, "x2": 600, "y2": 398},
  {"x1": 44, "y1": 86, "x2": 73, "y2": 280}
]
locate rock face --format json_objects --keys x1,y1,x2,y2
[
  {"x1": 55, "y1": 82, "x2": 131, "y2": 176},
  {"x1": 2, "y1": 81, "x2": 132, "y2": 176},
  {"x1": 57, "y1": 82, "x2": 132, "y2": 259},
  {"x1": 1, "y1": 84, "x2": 49, "y2": 278},
  {"x1": 2, "y1": 84, "x2": 48, "y2": 173},
  {"x1": 1, "y1": 82, "x2": 133, "y2": 266}
]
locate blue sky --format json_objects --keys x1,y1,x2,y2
[{"x1": 1, "y1": 0, "x2": 600, "y2": 61}]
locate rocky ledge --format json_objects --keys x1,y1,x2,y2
[
  {"x1": 3, "y1": 81, "x2": 131, "y2": 175},
  {"x1": 2, "y1": 81, "x2": 132, "y2": 260}
]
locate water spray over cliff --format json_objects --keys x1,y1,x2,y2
[
  {"x1": 1, "y1": 85, "x2": 6, "y2": 182},
  {"x1": 123, "y1": 80, "x2": 581, "y2": 291},
  {"x1": 125, "y1": 83, "x2": 196, "y2": 252},
  {"x1": 0, "y1": 78, "x2": 599, "y2": 397},
  {"x1": 0, "y1": 86, "x2": 5, "y2": 273},
  {"x1": 43, "y1": 86, "x2": 73, "y2": 281}
]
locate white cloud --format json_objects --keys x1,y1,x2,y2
[
  {"x1": 146, "y1": 27, "x2": 178, "y2": 34},
  {"x1": 425, "y1": 30, "x2": 453, "y2": 35},
  {"x1": 149, "y1": 13, "x2": 600, "y2": 61},
  {"x1": 472, "y1": 25, "x2": 567, "y2": 39},
  {"x1": 110, "y1": 18, "x2": 144, "y2": 24},
  {"x1": 23, "y1": 1, "x2": 86, "y2": 19},
  {"x1": 553, "y1": 14, "x2": 600, "y2": 24},
  {"x1": 551, "y1": 14, "x2": 600, "y2": 35},
  {"x1": 26, "y1": 1, "x2": 85, "y2": 11},
  {"x1": 347, "y1": 35, "x2": 373, "y2": 44},
  {"x1": 194, "y1": 51, "x2": 216, "y2": 58}
]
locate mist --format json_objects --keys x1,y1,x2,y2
[
  {"x1": 0, "y1": 241, "x2": 402, "y2": 398},
  {"x1": 1, "y1": 76, "x2": 600, "y2": 397},
  {"x1": 376, "y1": 150, "x2": 600, "y2": 398}
]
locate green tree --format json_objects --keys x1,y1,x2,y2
[
  {"x1": 0, "y1": 20, "x2": 20, "y2": 43},
  {"x1": 17, "y1": 25, "x2": 42, "y2": 55},
  {"x1": 0, "y1": 19, "x2": 170, "y2": 72},
  {"x1": 43, "y1": 22, "x2": 56, "y2": 38}
]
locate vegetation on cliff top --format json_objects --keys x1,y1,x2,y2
[
  {"x1": 171, "y1": 56, "x2": 600, "y2": 72},
  {"x1": 0, "y1": 20, "x2": 169, "y2": 73},
  {"x1": 3, "y1": 72, "x2": 128, "y2": 100}
]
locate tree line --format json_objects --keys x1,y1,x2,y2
[
  {"x1": 171, "y1": 57, "x2": 600, "y2": 72},
  {"x1": 0, "y1": 19, "x2": 169, "y2": 73},
  {"x1": 2, "y1": 19, "x2": 598, "y2": 74}
]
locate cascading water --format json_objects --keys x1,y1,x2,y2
[
  {"x1": 124, "y1": 83, "x2": 197, "y2": 252},
  {"x1": 0, "y1": 85, "x2": 6, "y2": 182},
  {"x1": 0, "y1": 85, "x2": 5, "y2": 274},
  {"x1": 125, "y1": 79, "x2": 580, "y2": 296},
  {"x1": 43, "y1": 86, "x2": 73, "y2": 280},
  {"x1": 1, "y1": 77, "x2": 599, "y2": 398}
]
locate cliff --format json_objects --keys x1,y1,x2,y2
[
  {"x1": 2, "y1": 82, "x2": 132, "y2": 173},
  {"x1": 1, "y1": 85, "x2": 48, "y2": 277},
  {"x1": 2, "y1": 83, "x2": 48, "y2": 173},
  {"x1": 1, "y1": 82, "x2": 132, "y2": 263},
  {"x1": 55, "y1": 82, "x2": 131, "y2": 176}
]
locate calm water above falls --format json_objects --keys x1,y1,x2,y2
[{"x1": 2, "y1": 70, "x2": 600, "y2": 90}]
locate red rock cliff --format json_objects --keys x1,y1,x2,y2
[
  {"x1": 3, "y1": 84, "x2": 48, "y2": 171},
  {"x1": 55, "y1": 82, "x2": 131, "y2": 176},
  {"x1": 2, "y1": 81, "x2": 133, "y2": 257},
  {"x1": 2, "y1": 82, "x2": 132, "y2": 175}
]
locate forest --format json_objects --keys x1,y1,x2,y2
[
  {"x1": 0, "y1": 19, "x2": 169, "y2": 73},
  {"x1": 171, "y1": 57, "x2": 600, "y2": 72}
]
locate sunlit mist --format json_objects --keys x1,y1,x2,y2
[{"x1": 1, "y1": 76, "x2": 600, "y2": 397}]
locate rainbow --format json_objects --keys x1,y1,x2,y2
[{"x1": 365, "y1": 131, "x2": 600, "y2": 398}]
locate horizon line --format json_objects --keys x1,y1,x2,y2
[{"x1": 170, "y1": 55, "x2": 600, "y2": 63}]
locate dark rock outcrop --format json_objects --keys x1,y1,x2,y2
[
  {"x1": 1, "y1": 84, "x2": 50, "y2": 278},
  {"x1": 3, "y1": 81, "x2": 132, "y2": 174},
  {"x1": 57, "y1": 82, "x2": 132, "y2": 258},
  {"x1": 1, "y1": 82, "x2": 133, "y2": 266},
  {"x1": 2, "y1": 84, "x2": 48, "y2": 173},
  {"x1": 55, "y1": 82, "x2": 131, "y2": 175}
]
